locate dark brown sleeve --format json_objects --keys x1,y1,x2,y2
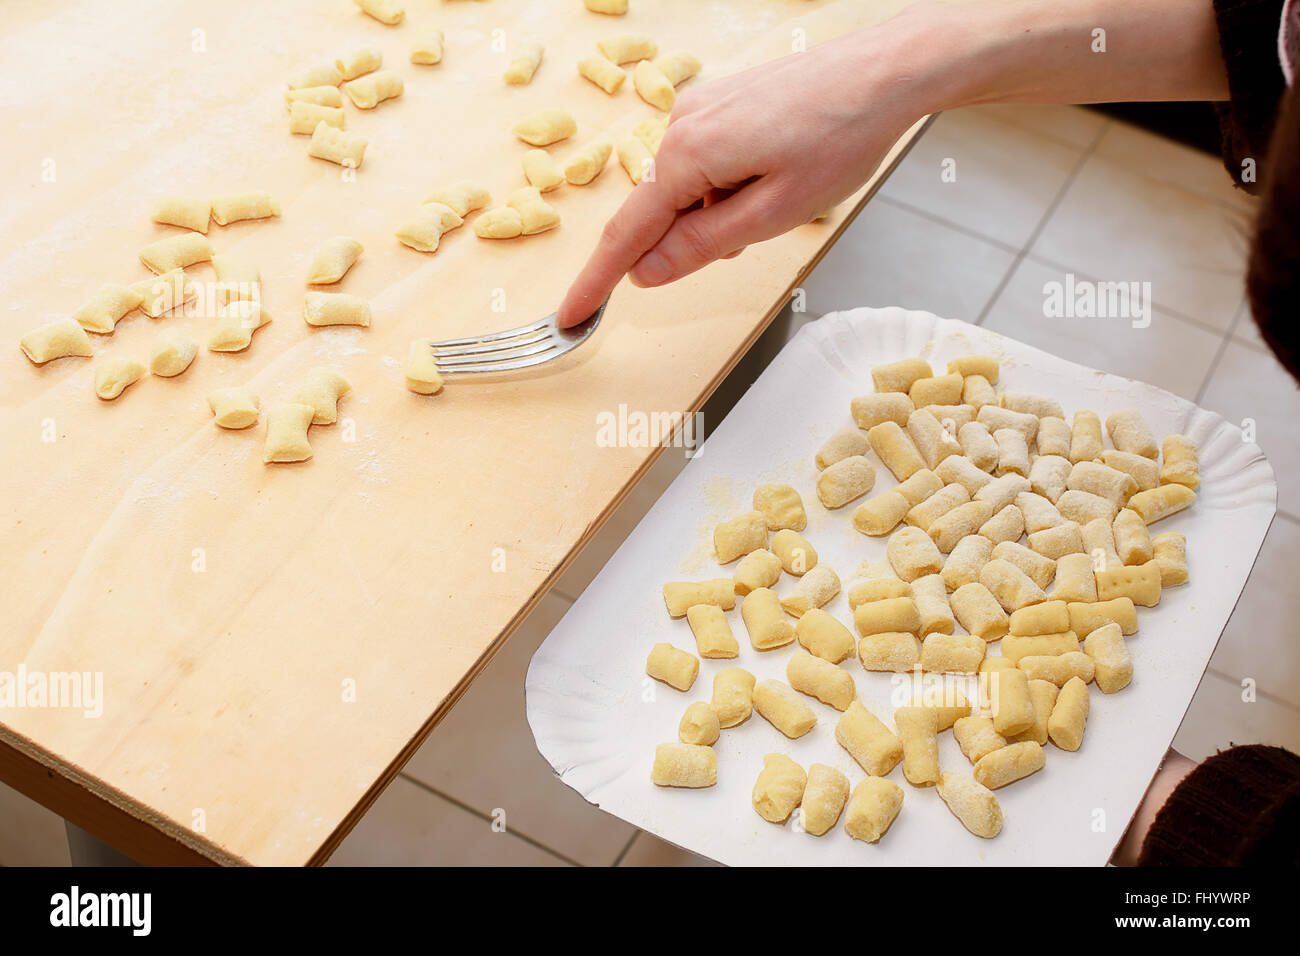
[
  {"x1": 1213, "y1": 0, "x2": 1287, "y2": 193},
  {"x1": 1139, "y1": 745, "x2": 1300, "y2": 865}
]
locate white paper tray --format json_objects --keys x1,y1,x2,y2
[{"x1": 525, "y1": 308, "x2": 1276, "y2": 866}]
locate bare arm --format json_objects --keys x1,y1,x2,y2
[{"x1": 557, "y1": 0, "x2": 1229, "y2": 326}]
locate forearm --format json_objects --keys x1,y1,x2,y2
[{"x1": 885, "y1": 0, "x2": 1230, "y2": 117}]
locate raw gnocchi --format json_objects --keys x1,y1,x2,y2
[
  {"x1": 396, "y1": 202, "x2": 464, "y2": 253},
  {"x1": 210, "y1": 193, "x2": 280, "y2": 226},
  {"x1": 308, "y1": 122, "x2": 368, "y2": 169},
  {"x1": 354, "y1": 0, "x2": 404, "y2": 26},
  {"x1": 208, "y1": 386, "x2": 260, "y2": 429},
  {"x1": 343, "y1": 70, "x2": 404, "y2": 110},
  {"x1": 504, "y1": 40, "x2": 544, "y2": 85},
  {"x1": 291, "y1": 367, "x2": 351, "y2": 425},
  {"x1": 94, "y1": 357, "x2": 146, "y2": 400},
  {"x1": 512, "y1": 108, "x2": 576, "y2": 147},
  {"x1": 304, "y1": 292, "x2": 371, "y2": 328},
  {"x1": 149, "y1": 329, "x2": 198, "y2": 377},
  {"x1": 20, "y1": 318, "x2": 94, "y2": 365},
  {"x1": 406, "y1": 339, "x2": 444, "y2": 395},
  {"x1": 307, "y1": 237, "x2": 364, "y2": 284},
  {"x1": 151, "y1": 196, "x2": 211, "y2": 234}
]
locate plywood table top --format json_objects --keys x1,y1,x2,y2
[{"x1": 0, "y1": 0, "x2": 924, "y2": 864}]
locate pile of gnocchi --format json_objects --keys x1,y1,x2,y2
[{"x1": 648, "y1": 353, "x2": 1197, "y2": 845}]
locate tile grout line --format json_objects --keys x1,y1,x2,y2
[
  {"x1": 611, "y1": 830, "x2": 642, "y2": 866},
  {"x1": 1203, "y1": 666, "x2": 1300, "y2": 715},
  {"x1": 395, "y1": 772, "x2": 586, "y2": 867},
  {"x1": 974, "y1": 119, "x2": 1112, "y2": 327},
  {"x1": 1194, "y1": 297, "x2": 1249, "y2": 406},
  {"x1": 872, "y1": 193, "x2": 1022, "y2": 256}
]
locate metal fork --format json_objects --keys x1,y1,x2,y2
[{"x1": 426, "y1": 301, "x2": 606, "y2": 374}]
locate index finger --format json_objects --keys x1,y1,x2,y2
[{"x1": 556, "y1": 148, "x2": 704, "y2": 327}]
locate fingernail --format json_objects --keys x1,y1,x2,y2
[{"x1": 630, "y1": 250, "x2": 670, "y2": 287}]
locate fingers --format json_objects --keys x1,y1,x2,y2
[{"x1": 627, "y1": 177, "x2": 790, "y2": 288}]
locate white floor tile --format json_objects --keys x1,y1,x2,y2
[
  {"x1": 1210, "y1": 517, "x2": 1300, "y2": 708},
  {"x1": 402, "y1": 591, "x2": 639, "y2": 866},
  {"x1": 1031, "y1": 155, "x2": 1248, "y2": 331},
  {"x1": 981, "y1": 257, "x2": 1224, "y2": 401},
  {"x1": 801, "y1": 199, "x2": 1018, "y2": 324},
  {"x1": 0, "y1": 783, "x2": 70, "y2": 866},
  {"x1": 617, "y1": 832, "x2": 721, "y2": 867},
  {"x1": 328, "y1": 776, "x2": 569, "y2": 867},
  {"x1": 1199, "y1": 340, "x2": 1300, "y2": 517},
  {"x1": 1174, "y1": 669, "x2": 1300, "y2": 763},
  {"x1": 878, "y1": 108, "x2": 1083, "y2": 249},
  {"x1": 1092, "y1": 121, "x2": 1258, "y2": 213},
  {"x1": 971, "y1": 104, "x2": 1108, "y2": 150}
]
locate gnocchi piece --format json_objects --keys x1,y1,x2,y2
[
  {"x1": 732, "y1": 548, "x2": 781, "y2": 596},
  {"x1": 929, "y1": 500, "x2": 994, "y2": 554},
  {"x1": 139, "y1": 232, "x2": 213, "y2": 274},
  {"x1": 131, "y1": 269, "x2": 196, "y2": 318},
  {"x1": 993, "y1": 428, "x2": 1030, "y2": 477},
  {"x1": 752, "y1": 754, "x2": 806, "y2": 823},
  {"x1": 854, "y1": 597, "x2": 921, "y2": 637},
  {"x1": 288, "y1": 62, "x2": 343, "y2": 89},
  {"x1": 564, "y1": 140, "x2": 613, "y2": 185},
  {"x1": 151, "y1": 196, "x2": 211, "y2": 234},
  {"x1": 935, "y1": 454, "x2": 994, "y2": 496},
  {"x1": 410, "y1": 31, "x2": 444, "y2": 65},
  {"x1": 816, "y1": 426, "x2": 870, "y2": 469},
  {"x1": 210, "y1": 193, "x2": 280, "y2": 226},
  {"x1": 513, "y1": 108, "x2": 576, "y2": 147},
  {"x1": 909, "y1": 372, "x2": 963, "y2": 408},
  {"x1": 1082, "y1": 622, "x2": 1133, "y2": 694},
  {"x1": 307, "y1": 237, "x2": 363, "y2": 285},
  {"x1": 712, "y1": 667, "x2": 756, "y2": 727},
  {"x1": 290, "y1": 101, "x2": 345, "y2": 134},
  {"x1": 1095, "y1": 561, "x2": 1162, "y2": 607},
  {"x1": 1068, "y1": 461, "x2": 1138, "y2": 509},
  {"x1": 844, "y1": 777, "x2": 904, "y2": 843},
  {"x1": 978, "y1": 405, "x2": 1038, "y2": 444},
  {"x1": 1001, "y1": 391, "x2": 1064, "y2": 419},
  {"x1": 835, "y1": 700, "x2": 903, "y2": 776},
  {"x1": 850, "y1": 392, "x2": 914, "y2": 429},
  {"x1": 1018, "y1": 652, "x2": 1096, "y2": 687},
  {"x1": 654, "y1": 51, "x2": 702, "y2": 86},
  {"x1": 405, "y1": 339, "x2": 444, "y2": 395},
  {"x1": 714, "y1": 511, "x2": 768, "y2": 564},
  {"x1": 678, "y1": 702, "x2": 720, "y2": 746},
  {"x1": 973, "y1": 740, "x2": 1045, "y2": 789},
  {"x1": 1113, "y1": 508, "x2": 1153, "y2": 565},
  {"x1": 504, "y1": 40, "x2": 545, "y2": 85},
  {"x1": 771, "y1": 529, "x2": 817, "y2": 575},
  {"x1": 1001, "y1": 632, "x2": 1080, "y2": 665},
  {"x1": 1081, "y1": 517, "x2": 1122, "y2": 571},
  {"x1": 868, "y1": 421, "x2": 926, "y2": 481},
  {"x1": 522, "y1": 149, "x2": 565, "y2": 192},
  {"x1": 787, "y1": 650, "x2": 855, "y2": 711},
  {"x1": 632, "y1": 116, "x2": 668, "y2": 155},
  {"x1": 852, "y1": 490, "x2": 910, "y2": 537},
  {"x1": 285, "y1": 86, "x2": 344, "y2": 109},
  {"x1": 616, "y1": 135, "x2": 654, "y2": 184},
  {"x1": 148, "y1": 328, "x2": 198, "y2": 377},
  {"x1": 208, "y1": 386, "x2": 260, "y2": 429},
  {"x1": 211, "y1": 255, "x2": 261, "y2": 304},
  {"x1": 919, "y1": 633, "x2": 985, "y2": 674},
  {"x1": 425, "y1": 181, "x2": 492, "y2": 217},
  {"x1": 577, "y1": 54, "x2": 625, "y2": 94},
  {"x1": 941, "y1": 534, "x2": 994, "y2": 591},
  {"x1": 925, "y1": 404, "x2": 976, "y2": 430},
  {"x1": 396, "y1": 202, "x2": 464, "y2": 253},
  {"x1": 1152, "y1": 531, "x2": 1189, "y2": 586},
  {"x1": 1010, "y1": 679, "x2": 1058, "y2": 746},
  {"x1": 354, "y1": 0, "x2": 404, "y2": 26},
  {"x1": 912, "y1": 574, "x2": 955, "y2": 635},
  {"x1": 936, "y1": 773, "x2": 1003, "y2": 838},
  {"x1": 1047, "y1": 676, "x2": 1090, "y2": 751},
  {"x1": 1100, "y1": 449, "x2": 1161, "y2": 492},
  {"x1": 94, "y1": 357, "x2": 146, "y2": 400},
  {"x1": 72, "y1": 284, "x2": 144, "y2": 334},
  {"x1": 208, "y1": 300, "x2": 272, "y2": 352},
  {"x1": 961, "y1": 374, "x2": 998, "y2": 411},
  {"x1": 886, "y1": 526, "x2": 944, "y2": 582},
  {"x1": 1028, "y1": 522, "x2": 1084, "y2": 561},
  {"x1": 896, "y1": 468, "x2": 944, "y2": 506},
  {"x1": 988, "y1": 666, "x2": 1035, "y2": 736},
  {"x1": 753, "y1": 483, "x2": 807, "y2": 532},
  {"x1": 308, "y1": 122, "x2": 368, "y2": 169},
  {"x1": 991, "y1": 540, "x2": 1056, "y2": 590},
  {"x1": 1029, "y1": 454, "x2": 1072, "y2": 503},
  {"x1": 947, "y1": 355, "x2": 1000, "y2": 382},
  {"x1": 1106, "y1": 408, "x2": 1159, "y2": 458},
  {"x1": 781, "y1": 564, "x2": 841, "y2": 617},
  {"x1": 954, "y1": 716, "x2": 1007, "y2": 764},
  {"x1": 908, "y1": 408, "x2": 963, "y2": 469},
  {"x1": 1160, "y1": 435, "x2": 1200, "y2": 489},
  {"x1": 1069, "y1": 410, "x2": 1104, "y2": 463},
  {"x1": 291, "y1": 367, "x2": 351, "y2": 425},
  {"x1": 1035, "y1": 416, "x2": 1072, "y2": 458},
  {"x1": 753, "y1": 680, "x2": 817, "y2": 739},
  {"x1": 1067, "y1": 597, "x2": 1138, "y2": 637},
  {"x1": 974, "y1": 473, "x2": 1031, "y2": 513},
  {"x1": 685, "y1": 603, "x2": 739, "y2": 659},
  {"x1": 907, "y1": 687, "x2": 972, "y2": 730},
  {"x1": 950, "y1": 582, "x2": 1009, "y2": 641},
  {"x1": 957, "y1": 420, "x2": 999, "y2": 471},
  {"x1": 645, "y1": 642, "x2": 699, "y2": 691},
  {"x1": 817, "y1": 455, "x2": 876, "y2": 509},
  {"x1": 662, "y1": 579, "x2": 735, "y2": 618},
  {"x1": 847, "y1": 577, "x2": 911, "y2": 607},
  {"x1": 584, "y1": 0, "x2": 628, "y2": 14},
  {"x1": 872, "y1": 357, "x2": 932, "y2": 393},
  {"x1": 894, "y1": 707, "x2": 941, "y2": 787},
  {"x1": 794, "y1": 608, "x2": 856, "y2": 664},
  {"x1": 633, "y1": 60, "x2": 675, "y2": 111},
  {"x1": 598, "y1": 34, "x2": 658, "y2": 64},
  {"x1": 801, "y1": 765, "x2": 851, "y2": 837},
  {"x1": 1128, "y1": 484, "x2": 1196, "y2": 524},
  {"x1": 335, "y1": 46, "x2": 382, "y2": 82},
  {"x1": 1009, "y1": 600, "x2": 1070, "y2": 636},
  {"x1": 263, "y1": 403, "x2": 317, "y2": 463},
  {"x1": 979, "y1": 504, "x2": 1025, "y2": 545},
  {"x1": 741, "y1": 588, "x2": 794, "y2": 651},
  {"x1": 507, "y1": 187, "x2": 561, "y2": 235},
  {"x1": 473, "y1": 207, "x2": 525, "y2": 239},
  {"x1": 857, "y1": 632, "x2": 921, "y2": 672},
  {"x1": 304, "y1": 291, "x2": 371, "y2": 327},
  {"x1": 652, "y1": 743, "x2": 716, "y2": 788},
  {"x1": 979, "y1": 558, "x2": 1047, "y2": 612}
]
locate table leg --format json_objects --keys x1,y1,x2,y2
[{"x1": 65, "y1": 821, "x2": 140, "y2": 866}]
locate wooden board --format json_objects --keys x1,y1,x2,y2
[{"x1": 0, "y1": 0, "x2": 923, "y2": 865}]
